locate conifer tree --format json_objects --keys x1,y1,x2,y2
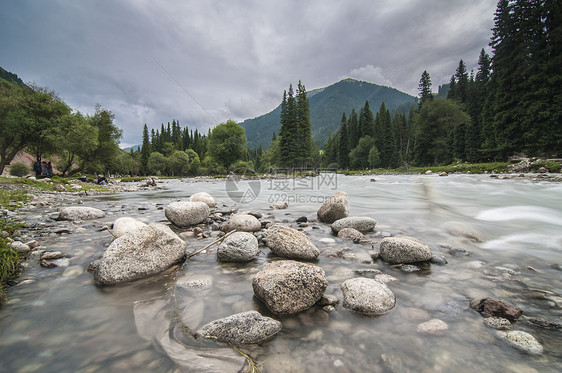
[
  {"x1": 337, "y1": 113, "x2": 349, "y2": 169},
  {"x1": 418, "y1": 70, "x2": 433, "y2": 109},
  {"x1": 140, "y1": 124, "x2": 151, "y2": 175},
  {"x1": 347, "y1": 109, "x2": 360, "y2": 150},
  {"x1": 296, "y1": 81, "x2": 313, "y2": 165}
]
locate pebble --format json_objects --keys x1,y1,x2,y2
[
  {"x1": 41, "y1": 251, "x2": 64, "y2": 260},
  {"x1": 416, "y1": 318, "x2": 449, "y2": 336},
  {"x1": 483, "y1": 317, "x2": 511, "y2": 330},
  {"x1": 497, "y1": 330, "x2": 543, "y2": 355}
]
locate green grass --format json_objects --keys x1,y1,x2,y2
[
  {"x1": 0, "y1": 189, "x2": 29, "y2": 210},
  {"x1": 344, "y1": 162, "x2": 511, "y2": 175},
  {"x1": 0, "y1": 202, "x2": 25, "y2": 303}
]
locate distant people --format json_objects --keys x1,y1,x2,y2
[
  {"x1": 34, "y1": 161, "x2": 41, "y2": 176},
  {"x1": 97, "y1": 175, "x2": 107, "y2": 185},
  {"x1": 41, "y1": 161, "x2": 48, "y2": 176},
  {"x1": 47, "y1": 161, "x2": 53, "y2": 176}
]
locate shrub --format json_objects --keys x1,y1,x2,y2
[{"x1": 9, "y1": 163, "x2": 29, "y2": 177}]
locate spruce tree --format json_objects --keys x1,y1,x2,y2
[
  {"x1": 296, "y1": 81, "x2": 313, "y2": 165},
  {"x1": 347, "y1": 109, "x2": 360, "y2": 150},
  {"x1": 418, "y1": 70, "x2": 433, "y2": 109},
  {"x1": 337, "y1": 113, "x2": 349, "y2": 169},
  {"x1": 140, "y1": 124, "x2": 151, "y2": 175}
]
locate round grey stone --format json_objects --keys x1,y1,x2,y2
[
  {"x1": 59, "y1": 206, "x2": 105, "y2": 221},
  {"x1": 165, "y1": 201, "x2": 210, "y2": 227},
  {"x1": 340, "y1": 277, "x2": 396, "y2": 315},
  {"x1": 331, "y1": 216, "x2": 377, "y2": 233},
  {"x1": 497, "y1": 330, "x2": 543, "y2": 355},
  {"x1": 198, "y1": 311, "x2": 282, "y2": 345},
  {"x1": 266, "y1": 225, "x2": 320, "y2": 260},
  {"x1": 337, "y1": 228, "x2": 365, "y2": 240},
  {"x1": 217, "y1": 232, "x2": 259, "y2": 262},
  {"x1": 189, "y1": 192, "x2": 216, "y2": 207},
  {"x1": 222, "y1": 214, "x2": 262, "y2": 232},
  {"x1": 112, "y1": 217, "x2": 148, "y2": 238},
  {"x1": 253, "y1": 260, "x2": 328, "y2": 316},
  {"x1": 379, "y1": 237, "x2": 432, "y2": 264},
  {"x1": 317, "y1": 191, "x2": 349, "y2": 223}
]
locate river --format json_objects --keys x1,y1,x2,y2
[{"x1": 1, "y1": 174, "x2": 561, "y2": 372}]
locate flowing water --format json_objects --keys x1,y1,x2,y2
[{"x1": 1, "y1": 174, "x2": 561, "y2": 372}]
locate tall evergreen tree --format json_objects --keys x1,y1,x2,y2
[
  {"x1": 418, "y1": 70, "x2": 433, "y2": 109},
  {"x1": 347, "y1": 109, "x2": 360, "y2": 150},
  {"x1": 140, "y1": 124, "x2": 151, "y2": 175},
  {"x1": 296, "y1": 81, "x2": 313, "y2": 165},
  {"x1": 337, "y1": 113, "x2": 349, "y2": 169}
]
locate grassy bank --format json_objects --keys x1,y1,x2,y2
[
  {"x1": 0, "y1": 189, "x2": 27, "y2": 303},
  {"x1": 345, "y1": 162, "x2": 511, "y2": 175}
]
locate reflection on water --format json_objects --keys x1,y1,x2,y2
[{"x1": 1, "y1": 175, "x2": 561, "y2": 372}]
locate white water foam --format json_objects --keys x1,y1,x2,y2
[{"x1": 475, "y1": 206, "x2": 562, "y2": 226}]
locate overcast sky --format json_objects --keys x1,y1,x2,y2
[{"x1": 1, "y1": 0, "x2": 498, "y2": 148}]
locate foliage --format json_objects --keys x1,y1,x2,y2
[
  {"x1": 9, "y1": 162, "x2": 29, "y2": 177},
  {"x1": 208, "y1": 119, "x2": 247, "y2": 171},
  {"x1": 0, "y1": 237, "x2": 25, "y2": 301},
  {"x1": 349, "y1": 136, "x2": 375, "y2": 169},
  {"x1": 0, "y1": 189, "x2": 28, "y2": 210},
  {"x1": 418, "y1": 70, "x2": 433, "y2": 108}
]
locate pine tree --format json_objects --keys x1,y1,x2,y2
[
  {"x1": 140, "y1": 124, "x2": 151, "y2": 175},
  {"x1": 359, "y1": 101, "x2": 375, "y2": 138},
  {"x1": 347, "y1": 109, "x2": 360, "y2": 150},
  {"x1": 418, "y1": 70, "x2": 433, "y2": 109},
  {"x1": 296, "y1": 81, "x2": 313, "y2": 165},
  {"x1": 455, "y1": 60, "x2": 469, "y2": 103},
  {"x1": 337, "y1": 113, "x2": 349, "y2": 169}
]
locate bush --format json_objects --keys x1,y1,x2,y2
[{"x1": 9, "y1": 163, "x2": 29, "y2": 177}]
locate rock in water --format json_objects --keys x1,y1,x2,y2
[
  {"x1": 340, "y1": 278, "x2": 396, "y2": 315},
  {"x1": 189, "y1": 192, "x2": 216, "y2": 207},
  {"x1": 198, "y1": 311, "x2": 282, "y2": 345},
  {"x1": 221, "y1": 214, "x2": 262, "y2": 232},
  {"x1": 497, "y1": 330, "x2": 543, "y2": 355},
  {"x1": 470, "y1": 298, "x2": 522, "y2": 322},
  {"x1": 416, "y1": 318, "x2": 449, "y2": 335},
  {"x1": 331, "y1": 216, "x2": 377, "y2": 233},
  {"x1": 59, "y1": 206, "x2": 105, "y2": 221},
  {"x1": 91, "y1": 224, "x2": 186, "y2": 285},
  {"x1": 217, "y1": 232, "x2": 259, "y2": 262},
  {"x1": 252, "y1": 260, "x2": 327, "y2": 316},
  {"x1": 317, "y1": 191, "x2": 349, "y2": 223},
  {"x1": 379, "y1": 237, "x2": 432, "y2": 264},
  {"x1": 265, "y1": 225, "x2": 320, "y2": 260},
  {"x1": 112, "y1": 217, "x2": 148, "y2": 238},
  {"x1": 337, "y1": 228, "x2": 365, "y2": 240},
  {"x1": 165, "y1": 201, "x2": 210, "y2": 227}
]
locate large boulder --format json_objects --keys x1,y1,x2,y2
[
  {"x1": 165, "y1": 201, "x2": 210, "y2": 227},
  {"x1": 331, "y1": 216, "x2": 376, "y2": 233},
  {"x1": 379, "y1": 237, "x2": 432, "y2": 264},
  {"x1": 340, "y1": 277, "x2": 396, "y2": 315},
  {"x1": 252, "y1": 260, "x2": 327, "y2": 316},
  {"x1": 217, "y1": 232, "x2": 259, "y2": 262},
  {"x1": 198, "y1": 311, "x2": 282, "y2": 346},
  {"x1": 59, "y1": 206, "x2": 105, "y2": 221},
  {"x1": 221, "y1": 214, "x2": 261, "y2": 232},
  {"x1": 112, "y1": 217, "x2": 148, "y2": 238},
  {"x1": 317, "y1": 191, "x2": 349, "y2": 223},
  {"x1": 189, "y1": 192, "x2": 216, "y2": 208},
  {"x1": 265, "y1": 225, "x2": 320, "y2": 260},
  {"x1": 90, "y1": 224, "x2": 186, "y2": 285}
]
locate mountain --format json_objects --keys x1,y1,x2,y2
[
  {"x1": 122, "y1": 145, "x2": 140, "y2": 152},
  {"x1": 0, "y1": 67, "x2": 26, "y2": 87},
  {"x1": 240, "y1": 78, "x2": 417, "y2": 149}
]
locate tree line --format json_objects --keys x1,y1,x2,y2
[{"x1": 0, "y1": 78, "x2": 124, "y2": 176}]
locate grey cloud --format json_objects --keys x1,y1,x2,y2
[{"x1": 0, "y1": 0, "x2": 498, "y2": 147}]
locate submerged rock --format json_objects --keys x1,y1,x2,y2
[
  {"x1": 58, "y1": 206, "x2": 105, "y2": 221},
  {"x1": 189, "y1": 192, "x2": 216, "y2": 208},
  {"x1": 497, "y1": 330, "x2": 543, "y2": 355},
  {"x1": 331, "y1": 216, "x2": 376, "y2": 233},
  {"x1": 484, "y1": 317, "x2": 512, "y2": 330},
  {"x1": 470, "y1": 298, "x2": 522, "y2": 322},
  {"x1": 252, "y1": 260, "x2": 327, "y2": 316},
  {"x1": 340, "y1": 277, "x2": 396, "y2": 315},
  {"x1": 337, "y1": 228, "x2": 364, "y2": 240},
  {"x1": 165, "y1": 201, "x2": 210, "y2": 227},
  {"x1": 221, "y1": 214, "x2": 261, "y2": 232},
  {"x1": 416, "y1": 318, "x2": 449, "y2": 335},
  {"x1": 265, "y1": 225, "x2": 320, "y2": 260},
  {"x1": 91, "y1": 224, "x2": 186, "y2": 285},
  {"x1": 379, "y1": 237, "x2": 432, "y2": 264},
  {"x1": 112, "y1": 217, "x2": 148, "y2": 238},
  {"x1": 216, "y1": 232, "x2": 259, "y2": 262},
  {"x1": 317, "y1": 191, "x2": 349, "y2": 223},
  {"x1": 198, "y1": 311, "x2": 282, "y2": 345}
]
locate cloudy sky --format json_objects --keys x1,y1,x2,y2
[{"x1": 1, "y1": 0, "x2": 498, "y2": 148}]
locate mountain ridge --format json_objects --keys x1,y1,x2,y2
[{"x1": 239, "y1": 78, "x2": 417, "y2": 149}]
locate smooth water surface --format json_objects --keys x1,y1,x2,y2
[{"x1": 1, "y1": 174, "x2": 561, "y2": 372}]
